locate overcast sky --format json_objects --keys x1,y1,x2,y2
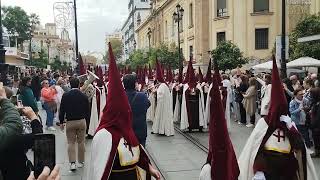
[{"x1": 2, "y1": 0, "x2": 128, "y2": 53}]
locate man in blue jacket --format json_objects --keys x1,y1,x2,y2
[{"x1": 123, "y1": 74, "x2": 151, "y2": 147}]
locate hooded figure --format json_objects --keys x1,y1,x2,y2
[
  {"x1": 238, "y1": 57, "x2": 319, "y2": 180},
  {"x1": 199, "y1": 75, "x2": 240, "y2": 180},
  {"x1": 88, "y1": 43, "x2": 160, "y2": 180},
  {"x1": 151, "y1": 58, "x2": 174, "y2": 136},
  {"x1": 180, "y1": 60, "x2": 206, "y2": 131}
]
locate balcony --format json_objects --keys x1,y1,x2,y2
[{"x1": 5, "y1": 47, "x2": 29, "y2": 66}]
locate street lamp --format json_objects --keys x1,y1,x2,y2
[
  {"x1": 0, "y1": 0, "x2": 6, "y2": 64},
  {"x1": 147, "y1": 27, "x2": 152, "y2": 51},
  {"x1": 173, "y1": 4, "x2": 184, "y2": 79},
  {"x1": 133, "y1": 40, "x2": 137, "y2": 50},
  {"x1": 280, "y1": 0, "x2": 287, "y2": 78},
  {"x1": 45, "y1": 39, "x2": 51, "y2": 62}
]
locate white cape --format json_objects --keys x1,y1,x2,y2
[
  {"x1": 238, "y1": 118, "x2": 319, "y2": 180},
  {"x1": 88, "y1": 86, "x2": 100, "y2": 136},
  {"x1": 180, "y1": 83, "x2": 206, "y2": 130},
  {"x1": 199, "y1": 164, "x2": 212, "y2": 180},
  {"x1": 146, "y1": 92, "x2": 156, "y2": 122},
  {"x1": 88, "y1": 129, "x2": 147, "y2": 180},
  {"x1": 100, "y1": 87, "x2": 106, "y2": 113},
  {"x1": 152, "y1": 83, "x2": 174, "y2": 136}
]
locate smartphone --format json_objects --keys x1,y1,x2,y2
[
  {"x1": 11, "y1": 95, "x2": 17, "y2": 106},
  {"x1": 34, "y1": 134, "x2": 56, "y2": 178},
  {"x1": 17, "y1": 100, "x2": 23, "y2": 107}
]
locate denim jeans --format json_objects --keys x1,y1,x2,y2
[
  {"x1": 43, "y1": 102, "x2": 54, "y2": 127},
  {"x1": 297, "y1": 125, "x2": 312, "y2": 148}
]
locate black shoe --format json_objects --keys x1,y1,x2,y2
[{"x1": 56, "y1": 122, "x2": 60, "y2": 126}]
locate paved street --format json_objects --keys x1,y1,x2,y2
[{"x1": 27, "y1": 108, "x2": 320, "y2": 180}]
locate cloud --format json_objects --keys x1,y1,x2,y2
[{"x1": 2, "y1": 0, "x2": 128, "y2": 53}]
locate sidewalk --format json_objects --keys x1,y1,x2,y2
[{"x1": 145, "y1": 123, "x2": 207, "y2": 180}]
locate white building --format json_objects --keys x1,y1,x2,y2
[{"x1": 121, "y1": 0, "x2": 151, "y2": 61}]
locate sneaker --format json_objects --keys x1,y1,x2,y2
[
  {"x1": 238, "y1": 122, "x2": 244, "y2": 125},
  {"x1": 77, "y1": 162, "x2": 84, "y2": 168},
  {"x1": 70, "y1": 162, "x2": 76, "y2": 171},
  {"x1": 47, "y1": 127, "x2": 56, "y2": 131},
  {"x1": 246, "y1": 124, "x2": 254, "y2": 128}
]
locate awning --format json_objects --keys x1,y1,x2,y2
[{"x1": 287, "y1": 57, "x2": 320, "y2": 68}]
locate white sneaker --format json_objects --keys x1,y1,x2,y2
[
  {"x1": 77, "y1": 162, "x2": 84, "y2": 168},
  {"x1": 47, "y1": 127, "x2": 56, "y2": 131},
  {"x1": 70, "y1": 163, "x2": 76, "y2": 171},
  {"x1": 246, "y1": 124, "x2": 254, "y2": 128}
]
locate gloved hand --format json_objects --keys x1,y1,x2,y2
[
  {"x1": 252, "y1": 171, "x2": 266, "y2": 180},
  {"x1": 280, "y1": 115, "x2": 293, "y2": 129}
]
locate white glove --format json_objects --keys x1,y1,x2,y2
[
  {"x1": 280, "y1": 115, "x2": 293, "y2": 129},
  {"x1": 252, "y1": 171, "x2": 266, "y2": 180}
]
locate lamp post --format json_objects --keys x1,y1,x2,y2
[
  {"x1": 73, "y1": 0, "x2": 79, "y2": 74},
  {"x1": 45, "y1": 38, "x2": 51, "y2": 63},
  {"x1": 173, "y1": 4, "x2": 184, "y2": 77},
  {"x1": 0, "y1": 0, "x2": 6, "y2": 64},
  {"x1": 280, "y1": 0, "x2": 287, "y2": 78},
  {"x1": 147, "y1": 27, "x2": 152, "y2": 51}
]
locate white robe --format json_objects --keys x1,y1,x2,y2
[
  {"x1": 152, "y1": 83, "x2": 174, "y2": 136},
  {"x1": 100, "y1": 87, "x2": 107, "y2": 113},
  {"x1": 238, "y1": 118, "x2": 319, "y2": 180},
  {"x1": 173, "y1": 94, "x2": 181, "y2": 123},
  {"x1": 88, "y1": 86, "x2": 100, "y2": 136},
  {"x1": 199, "y1": 164, "x2": 212, "y2": 180},
  {"x1": 180, "y1": 83, "x2": 206, "y2": 130},
  {"x1": 204, "y1": 84, "x2": 213, "y2": 126},
  {"x1": 88, "y1": 129, "x2": 147, "y2": 180},
  {"x1": 146, "y1": 92, "x2": 156, "y2": 122},
  {"x1": 222, "y1": 79, "x2": 232, "y2": 129}
]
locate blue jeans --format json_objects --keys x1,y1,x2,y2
[
  {"x1": 297, "y1": 125, "x2": 312, "y2": 148},
  {"x1": 43, "y1": 102, "x2": 54, "y2": 127}
]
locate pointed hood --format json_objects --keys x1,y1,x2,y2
[
  {"x1": 266, "y1": 55, "x2": 288, "y2": 129},
  {"x1": 207, "y1": 75, "x2": 240, "y2": 180},
  {"x1": 148, "y1": 64, "x2": 153, "y2": 79},
  {"x1": 205, "y1": 59, "x2": 213, "y2": 84},
  {"x1": 96, "y1": 42, "x2": 139, "y2": 147},
  {"x1": 156, "y1": 58, "x2": 165, "y2": 83},
  {"x1": 184, "y1": 60, "x2": 192, "y2": 84},
  {"x1": 213, "y1": 58, "x2": 222, "y2": 85},
  {"x1": 187, "y1": 60, "x2": 197, "y2": 89},
  {"x1": 178, "y1": 66, "x2": 183, "y2": 83},
  {"x1": 79, "y1": 53, "x2": 86, "y2": 75},
  {"x1": 198, "y1": 67, "x2": 204, "y2": 83}
]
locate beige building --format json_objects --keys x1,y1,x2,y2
[
  {"x1": 136, "y1": 0, "x2": 210, "y2": 64},
  {"x1": 136, "y1": 0, "x2": 320, "y2": 66},
  {"x1": 209, "y1": 0, "x2": 320, "y2": 62}
]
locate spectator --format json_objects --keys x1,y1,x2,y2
[
  {"x1": 236, "y1": 75, "x2": 249, "y2": 125},
  {"x1": 59, "y1": 78, "x2": 89, "y2": 171},
  {"x1": 283, "y1": 78, "x2": 294, "y2": 113},
  {"x1": 11, "y1": 78, "x2": 19, "y2": 96},
  {"x1": 242, "y1": 77, "x2": 257, "y2": 127},
  {"x1": 123, "y1": 74, "x2": 151, "y2": 147},
  {"x1": 257, "y1": 74, "x2": 271, "y2": 117},
  {"x1": 19, "y1": 77, "x2": 39, "y2": 114},
  {"x1": 310, "y1": 87, "x2": 320, "y2": 158},
  {"x1": 289, "y1": 88, "x2": 312, "y2": 148},
  {"x1": 54, "y1": 79, "x2": 65, "y2": 126},
  {"x1": 290, "y1": 75, "x2": 301, "y2": 90},
  {"x1": 41, "y1": 80, "x2": 57, "y2": 131},
  {"x1": 31, "y1": 72, "x2": 42, "y2": 101}
]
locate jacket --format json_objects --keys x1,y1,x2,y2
[
  {"x1": 126, "y1": 90, "x2": 151, "y2": 145},
  {"x1": 0, "y1": 99, "x2": 23, "y2": 152},
  {"x1": 289, "y1": 99, "x2": 305, "y2": 125},
  {"x1": 242, "y1": 86, "x2": 257, "y2": 116},
  {"x1": 19, "y1": 87, "x2": 39, "y2": 113}
]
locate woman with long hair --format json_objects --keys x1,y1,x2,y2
[
  {"x1": 242, "y1": 77, "x2": 257, "y2": 127},
  {"x1": 19, "y1": 77, "x2": 39, "y2": 114}
]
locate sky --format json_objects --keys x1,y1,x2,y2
[{"x1": 2, "y1": 0, "x2": 128, "y2": 54}]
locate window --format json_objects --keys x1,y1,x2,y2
[
  {"x1": 165, "y1": 20, "x2": 168, "y2": 39},
  {"x1": 254, "y1": 0, "x2": 269, "y2": 12},
  {"x1": 217, "y1": 0, "x2": 227, "y2": 17},
  {"x1": 255, "y1": 28, "x2": 269, "y2": 50},
  {"x1": 189, "y1": 46, "x2": 193, "y2": 59},
  {"x1": 217, "y1": 32, "x2": 226, "y2": 44},
  {"x1": 189, "y1": 3, "x2": 193, "y2": 27}
]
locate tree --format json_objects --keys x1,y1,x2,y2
[
  {"x1": 50, "y1": 56, "x2": 62, "y2": 71},
  {"x1": 106, "y1": 39, "x2": 123, "y2": 63},
  {"x1": 289, "y1": 14, "x2": 320, "y2": 61},
  {"x1": 2, "y1": 6, "x2": 31, "y2": 47},
  {"x1": 211, "y1": 41, "x2": 248, "y2": 71},
  {"x1": 28, "y1": 49, "x2": 49, "y2": 68}
]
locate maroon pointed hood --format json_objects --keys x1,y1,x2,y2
[
  {"x1": 267, "y1": 55, "x2": 288, "y2": 129},
  {"x1": 96, "y1": 42, "x2": 139, "y2": 146},
  {"x1": 156, "y1": 58, "x2": 165, "y2": 83},
  {"x1": 205, "y1": 59, "x2": 213, "y2": 84},
  {"x1": 207, "y1": 75, "x2": 240, "y2": 180},
  {"x1": 187, "y1": 60, "x2": 197, "y2": 89},
  {"x1": 213, "y1": 58, "x2": 222, "y2": 85},
  {"x1": 79, "y1": 53, "x2": 86, "y2": 75},
  {"x1": 178, "y1": 66, "x2": 183, "y2": 83},
  {"x1": 184, "y1": 61, "x2": 192, "y2": 84},
  {"x1": 148, "y1": 64, "x2": 153, "y2": 79}
]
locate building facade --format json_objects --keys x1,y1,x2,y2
[
  {"x1": 23, "y1": 23, "x2": 75, "y2": 67},
  {"x1": 209, "y1": 0, "x2": 320, "y2": 62},
  {"x1": 121, "y1": 0, "x2": 151, "y2": 61}
]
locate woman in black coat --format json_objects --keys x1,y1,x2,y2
[{"x1": 310, "y1": 87, "x2": 320, "y2": 158}]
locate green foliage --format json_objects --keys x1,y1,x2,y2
[
  {"x1": 126, "y1": 43, "x2": 180, "y2": 70},
  {"x1": 2, "y1": 6, "x2": 31, "y2": 47},
  {"x1": 105, "y1": 39, "x2": 123, "y2": 63},
  {"x1": 289, "y1": 14, "x2": 320, "y2": 61},
  {"x1": 50, "y1": 56, "x2": 62, "y2": 71},
  {"x1": 211, "y1": 41, "x2": 248, "y2": 71},
  {"x1": 27, "y1": 49, "x2": 49, "y2": 68}
]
